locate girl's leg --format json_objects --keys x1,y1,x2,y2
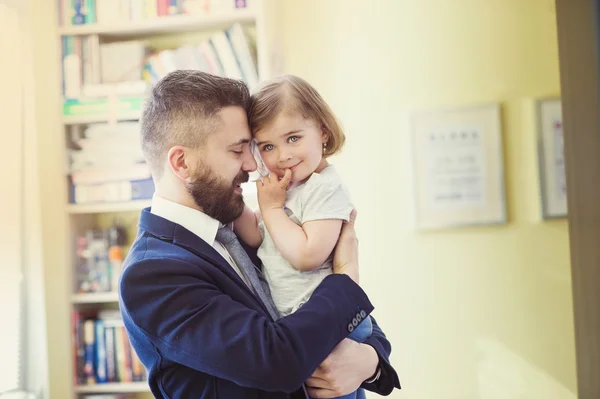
[
  {"x1": 310, "y1": 318, "x2": 373, "y2": 399},
  {"x1": 347, "y1": 316, "x2": 373, "y2": 343}
]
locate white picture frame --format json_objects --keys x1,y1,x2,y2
[
  {"x1": 410, "y1": 103, "x2": 506, "y2": 230},
  {"x1": 537, "y1": 98, "x2": 567, "y2": 219}
]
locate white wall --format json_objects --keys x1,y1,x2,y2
[{"x1": 280, "y1": 0, "x2": 576, "y2": 398}]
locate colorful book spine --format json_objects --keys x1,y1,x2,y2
[
  {"x1": 83, "y1": 320, "x2": 96, "y2": 384},
  {"x1": 105, "y1": 326, "x2": 117, "y2": 382},
  {"x1": 72, "y1": 177, "x2": 155, "y2": 204},
  {"x1": 168, "y1": 0, "x2": 180, "y2": 15},
  {"x1": 121, "y1": 328, "x2": 134, "y2": 382},
  {"x1": 85, "y1": 0, "x2": 96, "y2": 23},
  {"x1": 94, "y1": 320, "x2": 108, "y2": 383},
  {"x1": 72, "y1": 0, "x2": 86, "y2": 25},
  {"x1": 157, "y1": 0, "x2": 169, "y2": 16},
  {"x1": 63, "y1": 96, "x2": 144, "y2": 117}
]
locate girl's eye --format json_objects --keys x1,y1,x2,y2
[
  {"x1": 288, "y1": 136, "x2": 300, "y2": 143},
  {"x1": 262, "y1": 144, "x2": 274, "y2": 151},
  {"x1": 232, "y1": 150, "x2": 243, "y2": 155}
]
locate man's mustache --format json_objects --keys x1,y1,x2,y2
[{"x1": 233, "y1": 172, "x2": 249, "y2": 186}]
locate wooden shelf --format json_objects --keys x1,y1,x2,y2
[
  {"x1": 75, "y1": 382, "x2": 150, "y2": 393},
  {"x1": 67, "y1": 200, "x2": 152, "y2": 214},
  {"x1": 59, "y1": 9, "x2": 256, "y2": 37},
  {"x1": 63, "y1": 111, "x2": 142, "y2": 125},
  {"x1": 72, "y1": 292, "x2": 119, "y2": 304}
]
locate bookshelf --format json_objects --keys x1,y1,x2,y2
[{"x1": 59, "y1": 1, "x2": 283, "y2": 398}]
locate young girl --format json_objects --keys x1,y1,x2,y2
[{"x1": 234, "y1": 75, "x2": 372, "y2": 399}]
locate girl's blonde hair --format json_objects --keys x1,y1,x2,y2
[{"x1": 249, "y1": 75, "x2": 345, "y2": 157}]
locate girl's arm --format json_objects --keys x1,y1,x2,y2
[
  {"x1": 258, "y1": 169, "x2": 349, "y2": 271},
  {"x1": 261, "y1": 209, "x2": 342, "y2": 271},
  {"x1": 233, "y1": 205, "x2": 263, "y2": 248}
]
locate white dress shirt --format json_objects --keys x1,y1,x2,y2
[{"x1": 150, "y1": 194, "x2": 252, "y2": 289}]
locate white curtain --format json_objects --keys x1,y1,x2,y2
[{"x1": 0, "y1": 1, "x2": 37, "y2": 396}]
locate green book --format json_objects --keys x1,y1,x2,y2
[
  {"x1": 63, "y1": 97, "x2": 144, "y2": 117},
  {"x1": 85, "y1": 0, "x2": 95, "y2": 24}
]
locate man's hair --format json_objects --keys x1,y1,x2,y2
[
  {"x1": 249, "y1": 74, "x2": 345, "y2": 157},
  {"x1": 141, "y1": 70, "x2": 251, "y2": 179}
]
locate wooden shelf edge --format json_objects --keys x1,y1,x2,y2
[
  {"x1": 75, "y1": 382, "x2": 149, "y2": 393},
  {"x1": 67, "y1": 200, "x2": 152, "y2": 214},
  {"x1": 72, "y1": 292, "x2": 119, "y2": 304}
]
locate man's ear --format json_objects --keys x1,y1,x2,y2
[{"x1": 167, "y1": 146, "x2": 193, "y2": 181}]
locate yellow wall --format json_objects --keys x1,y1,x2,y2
[
  {"x1": 30, "y1": 0, "x2": 576, "y2": 397},
  {"x1": 30, "y1": 0, "x2": 71, "y2": 398},
  {"x1": 280, "y1": 0, "x2": 576, "y2": 398}
]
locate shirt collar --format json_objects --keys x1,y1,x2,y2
[{"x1": 150, "y1": 194, "x2": 222, "y2": 246}]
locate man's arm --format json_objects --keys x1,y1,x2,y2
[
  {"x1": 120, "y1": 259, "x2": 373, "y2": 393},
  {"x1": 233, "y1": 205, "x2": 263, "y2": 248},
  {"x1": 305, "y1": 317, "x2": 399, "y2": 397}
]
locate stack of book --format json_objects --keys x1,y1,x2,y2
[
  {"x1": 68, "y1": 122, "x2": 153, "y2": 204},
  {"x1": 144, "y1": 23, "x2": 258, "y2": 87},
  {"x1": 73, "y1": 310, "x2": 146, "y2": 386},
  {"x1": 61, "y1": 22, "x2": 258, "y2": 118}
]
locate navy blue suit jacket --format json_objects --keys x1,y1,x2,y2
[{"x1": 119, "y1": 208, "x2": 400, "y2": 398}]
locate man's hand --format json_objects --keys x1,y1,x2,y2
[
  {"x1": 332, "y1": 209, "x2": 359, "y2": 283},
  {"x1": 257, "y1": 169, "x2": 291, "y2": 213},
  {"x1": 305, "y1": 338, "x2": 379, "y2": 398}
]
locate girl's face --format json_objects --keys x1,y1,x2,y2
[{"x1": 254, "y1": 111, "x2": 328, "y2": 187}]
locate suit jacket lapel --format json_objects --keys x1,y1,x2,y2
[{"x1": 139, "y1": 208, "x2": 273, "y2": 317}]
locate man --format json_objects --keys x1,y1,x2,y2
[{"x1": 119, "y1": 70, "x2": 400, "y2": 398}]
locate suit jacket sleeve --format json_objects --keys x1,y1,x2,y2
[
  {"x1": 120, "y1": 257, "x2": 375, "y2": 393},
  {"x1": 360, "y1": 317, "x2": 401, "y2": 395}
]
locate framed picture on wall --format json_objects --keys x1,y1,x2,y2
[
  {"x1": 537, "y1": 98, "x2": 567, "y2": 219},
  {"x1": 410, "y1": 103, "x2": 506, "y2": 230}
]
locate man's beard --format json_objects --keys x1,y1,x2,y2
[{"x1": 186, "y1": 161, "x2": 248, "y2": 224}]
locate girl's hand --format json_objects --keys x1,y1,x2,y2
[
  {"x1": 257, "y1": 169, "x2": 292, "y2": 212},
  {"x1": 333, "y1": 209, "x2": 359, "y2": 283}
]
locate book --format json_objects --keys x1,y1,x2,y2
[
  {"x1": 83, "y1": 319, "x2": 96, "y2": 384},
  {"x1": 210, "y1": 30, "x2": 244, "y2": 80},
  {"x1": 71, "y1": 164, "x2": 151, "y2": 186},
  {"x1": 226, "y1": 23, "x2": 258, "y2": 88},
  {"x1": 63, "y1": 96, "x2": 144, "y2": 117},
  {"x1": 72, "y1": 0, "x2": 86, "y2": 25},
  {"x1": 72, "y1": 178, "x2": 155, "y2": 204},
  {"x1": 95, "y1": 320, "x2": 108, "y2": 383}
]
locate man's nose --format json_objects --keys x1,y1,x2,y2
[{"x1": 242, "y1": 149, "x2": 257, "y2": 172}]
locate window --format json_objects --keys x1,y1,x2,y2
[{"x1": 0, "y1": 1, "x2": 26, "y2": 394}]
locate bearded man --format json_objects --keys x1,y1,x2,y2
[{"x1": 119, "y1": 70, "x2": 399, "y2": 399}]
